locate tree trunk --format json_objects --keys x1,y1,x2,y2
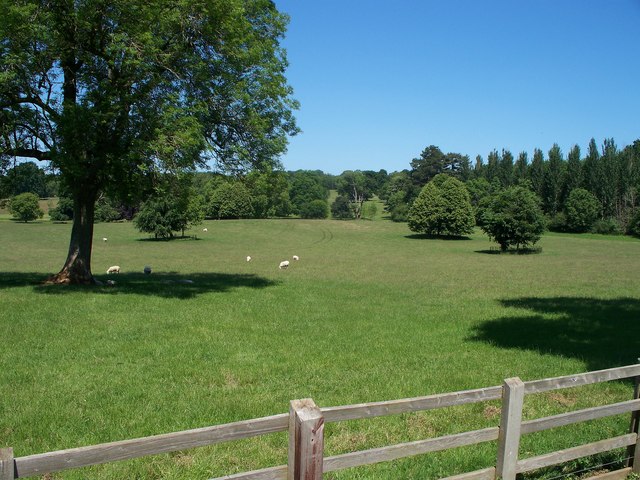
[{"x1": 46, "y1": 190, "x2": 97, "y2": 285}]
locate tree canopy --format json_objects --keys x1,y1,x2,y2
[
  {"x1": 480, "y1": 186, "x2": 546, "y2": 251},
  {"x1": 0, "y1": 0, "x2": 298, "y2": 283},
  {"x1": 408, "y1": 173, "x2": 475, "y2": 237},
  {"x1": 8, "y1": 191, "x2": 43, "y2": 222}
]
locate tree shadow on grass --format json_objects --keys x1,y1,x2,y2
[
  {"x1": 0, "y1": 271, "x2": 278, "y2": 300},
  {"x1": 468, "y1": 297, "x2": 640, "y2": 371},
  {"x1": 136, "y1": 235, "x2": 201, "y2": 242},
  {"x1": 405, "y1": 234, "x2": 472, "y2": 241},
  {"x1": 474, "y1": 247, "x2": 542, "y2": 255}
]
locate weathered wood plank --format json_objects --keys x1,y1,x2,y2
[
  {"x1": 288, "y1": 399, "x2": 323, "y2": 480},
  {"x1": 211, "y1": 465, "x2": 287, "y2": 480},
  {"x1": 587, "y1": 467, "x2": 633, "y2": 480},
  {"x1": 0, "y1": 448, "x2": 15, "y2": 480},
  {"x1": 322, "y1": 427, "x2": 499, "y2": 472},
  {"x1": 633, "y1": 432, "x2": 640, "y2": 474},
  {"x1": 321, "y1": 386, "x2": 502, "y2": 423},
  {"x1": 524, "y1": 365, "x2": 640, "y2": 394},
  {"x1": 14, "y1": 414, "x2": 289, "y2": 478},
  {"x1": 522, "y1": 398, "x2": 640, "y2": 434},
  {"x1": 628, "y1": 367, "x2": 640, "y2": 471},
  {"x1": 496, "y1": 377, "x2": 525, "y2": 480},
  {"x1": 516, "y1": 433, "x2": 637, "y2": 473},
  {"x1": 440, "y1": 467, "x2": 496, "y2": 480}
]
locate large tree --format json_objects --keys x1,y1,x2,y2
[
  {"x1": 410, "y1": 146, "x2": 469, "y2": 186},
  {"x1": 408, "y1": 173, "x2": 475, "y2": 237},
  {"x1": 542, "y1": 143, "x2": 566, "y2": 215},
  {"x1": 336, "y1": 170, "x2": 372, "y2": 219},
  {"x1": 480, "y1": 186, "x2": 546, "y2": 251},
  {"x1": 0, "y1": 0, "x2": 298, "y2": 284}
]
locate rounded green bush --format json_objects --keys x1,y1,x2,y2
[{"x1": 408, "y1": 174, "x2": 474, "y2": 236}]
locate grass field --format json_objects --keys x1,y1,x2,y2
[{"x1": 1, "y1": 216, "x2": 639, "y2": 479}]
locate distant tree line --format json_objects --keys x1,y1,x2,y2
[
  {"x1": 0, "y1": 164, "x2": 389, "y2": 236},
  {"x1": 3, "y1": 137, "x2": 639, "y2": 240},
  {"x1": 382, "y1": 138, "x2": 640, "y2": 238}
]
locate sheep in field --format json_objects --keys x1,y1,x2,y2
[
  {"x1": 106, "y1": 265, "x2": 120, "y2": 274},
  {"x1": 292, "y1": 255, "x2": 299, "y2": 261},
  {"x1": 102, "y1": 237, "x2": 108, "y2": 242},
  {"x1": 279, "y1": 260, "x2": 289, "y2": 269},
  {"x1": 144, "y1": 266, "x2": 152, "y2": 275},
  {"x1": 246, "y1": 256, "x2": 252, "y2": 262},
  {"x1": 202, "y1": 228, "x2": 208, "y2": 232}
]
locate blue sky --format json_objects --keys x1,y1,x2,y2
[{"x1": 273, "y1": 0, "x2": 640, "y2": 174}]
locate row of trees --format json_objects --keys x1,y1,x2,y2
[
  {"x1": 408, "y1": 174, "x2": 547, "y2": 251},
  {"x1": 384, "y1": 138, "x2": 640, "y2": 236},
  {"x1": 2, "y1": 165, "x2": 390, "y2": 226},
  {"x1": 6, "y1": 136, "x2": 640, "y2": 240}
]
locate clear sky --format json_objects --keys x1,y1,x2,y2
[{"x1": 273, "y1": 0, "x2": 640, "y2": 174}]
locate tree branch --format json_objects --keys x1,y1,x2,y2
[
  {"x1": 1, "y1": 95, "x2": 59, "y2": 119},
  {"x1": 3, "y1": 148, "x2": 52, "y2": 161}
]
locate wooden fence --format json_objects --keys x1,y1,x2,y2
[{"x1": 2, "y1": 363, "x2": 640, "y2": 480}]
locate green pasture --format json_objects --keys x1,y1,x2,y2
[{"x1": 0, "y1": 217, "x2": 639, "y2": 479}]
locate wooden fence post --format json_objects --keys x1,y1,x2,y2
[
  {"x1": 288, "y1": 398, "x2": 324, "y2": 480},
  {"x1": 0, "y1": 448, "x2": 15, "y2": 480},
  {"x1": 629, "y1": 360, "x2": 640, "y2": 471},
  {"x1": 496, "y1": 377, "x2": 525, "y2": 480}
]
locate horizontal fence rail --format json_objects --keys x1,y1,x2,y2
[
  {"x1": 2, "y1": 363, "x2": 640, "y2": 480},
  {"x1": 11, "y1": 414, "x2": 289, "y2": 478}
]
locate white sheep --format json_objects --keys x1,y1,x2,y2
[
  {"x1": 279, "y1": 260, "x2": 289, "y2": 269},
  {"x1": 292, "y1": 255, "x2": 299, "y2": 261},
  {"x1": 143, "y1": 266, "x2": 152, "y2": 275},
  {"x1": 102, "y1": 237, "x2": 108, "y2": 242},
  {"x1": 202, "y1": 228, "x2": 208, "y2": 232},
  {"x1": 246, "y1": 256, "x2": 252, "y2": 262},
  {"x1": 106, "y1": 265, "x2": 120, "y2": 274}
]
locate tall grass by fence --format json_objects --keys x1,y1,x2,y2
[{"x1": 2, "y1": 364, "x2": 640, "y2": 480}]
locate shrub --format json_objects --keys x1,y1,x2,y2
[
  {"x1": 628, "y1": 209, "x2": 640, "y2": 238},
  {"x1": 134, "y1": 192, "x2": 203, "y2": 239},
  {"x1": 95, "y1": 198, "x2": 121, "y2": 223},
  {"x1": 300, "y1": 199, "x2": 329, "y2": 219},
  {"x1": 9, "y1": 192, "x2": 44, "y2": 222},
  {"x1": 208, "y1": 182, "x2": 254, "y2": 219},
  {"x1": 389, "y1": 203, "x2": 409, "y2": 222},
  {"x1": 565, "y1": 188, "x2": 601, "y2": 233},
  {"x1": 331, "y1": 195, "x2": 354, "y2": 219},
  {"x1": 48, "y1": 197, "x2": 74, "y2": 222},
  {"x1": 408, "y1": 174, "x2": 475, "y2": 236},
  {"x1": 592, "y1": 218, "x2": 622, "y2": 235},
  {"x1": 480, "y1": 186, "x2": 546, "y2": 251},
  {"x1": 547, "y1": 212, "x2": 567, "y2": 232},
  {"x1": 134, "y1": 197, "x2": 179, "y2": 239}
]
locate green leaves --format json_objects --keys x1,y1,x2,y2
[
  {"x1": 408, "y1": 174, "x2": 475, "y2": 237},
  {"x1": 480, "y1": 186, "x2": 546, "y2": 251},
  {"x1": 8, "y1": 192, "x2": 43, "y2": 222},
  {"x1": 565, "y1": 188, "x2": 601, "y2": 233},
  {"x1": 1, "y1": 0, "x2": 298, "y2": 280}
]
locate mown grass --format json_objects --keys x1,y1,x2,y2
[{"x1": 0, "y1": 218, "x2": 639, "y2": 479}]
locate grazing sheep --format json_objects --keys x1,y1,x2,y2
[
  {"x1": 292, "y1": 255, "x2": 299, "y2": 261},
  {"x1": 202, "y1": 228, "x2": 208, "y2": 232},
  {"x1": 143, "y1": 266, "x2": 152, "y2": 275},
  {"x1": 106, "y1": 265, "x2": 120, "y2": 274},
  {"x1": 279, "y1": 260, "x2": 289, "y2": 269},
  {"x1": 246, "y1": 256, "x2": 252, "y2": 262},
  {"x1": 102, "y1": 237, "x2": 108, "y2": 242},
  {"x1": 106, "y1": 279, "x2": 116, "y2": 286}
]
